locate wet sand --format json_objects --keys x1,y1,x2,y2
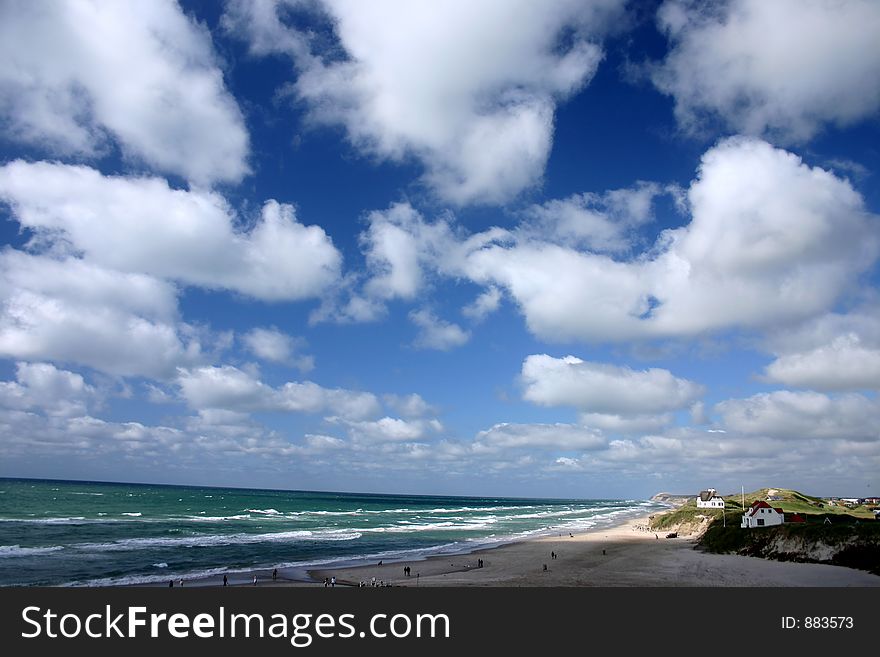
[{"x1": 304, "y1": 517, "x2": 880, "y2": 587}]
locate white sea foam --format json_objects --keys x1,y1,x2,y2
[
  {"x1": 71, "y1": 528, "x2": 363, "y2": 552},
  {"x1": 0, "y1": 544, "x2": 64, "y2": 557},
  {"x1": 177, "y1": 514, "x2": 252, "y2": 522},
  {"x1": 0, "y1": 516, "x2": 87, "y2": 524},
  {"x1": 121, "y1": 512, "x2": 142, "y2": 517},
  {"x1": 245, "y1": 508, "x2": 281, "y2": 515}
]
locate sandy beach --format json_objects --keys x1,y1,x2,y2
[{"x1": 300, "y1": 516, "x2": 880, "y2": 588}]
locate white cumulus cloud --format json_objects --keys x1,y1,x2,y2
[
  {"x1": 521, "y1": 354, "x2": 703, "y2": 415},
  {"x1": 0, "y1": 362, "x2": 97, "y2": 418},
  {"x1": 0, "y1": 161, "x2": 342, "y2": 302},
  {"x1": 652, "y1": 0, "x2": 880, "y2": 141},
  {"x1": 224, "y1": 0, "x2": 625, "y2": 204},
  {"x1": 762, "y1": 309, "x2": 880, "y2": 391},
  {"x1": 716, "y1": 390, "x2": 880, "y2": 441},
  {"x1": 0, "y1": 0, "x2": 249, "y2": 185},
  {"x1": 242, "y1": 327, "x2": 314, "y2": 372},
  {"x1": 0, "y1": 251, "x2": 201, "y2": 378},
  {"x1": 475, "y1": 422, "x2": 606, "y2": 450},
  {"x1": 409, "y1": 309, "x2": 470, "y2": 351},
  {"x1": 176, "y1": 365, "x2": 382, "y2": 421}
]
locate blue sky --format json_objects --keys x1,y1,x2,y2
[{"x1": 0, "y1": 0, "x2": 878, "y2": 499}]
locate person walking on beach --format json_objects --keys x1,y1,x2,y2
[
  {"x1": 253, "y1": 575, "x2": 257, "y2": 586},
  {"x1": 331, "y1": 576, "x2": 336, "y2": 587},
  {"x1": 223, "y1": 574, "x2": 228, "y2": 586},
  {"x1": 169, "y1": 580, "x2": 173, "y2": 587},
  {"x1": 273, "y1": 568, "x2": 277, "y2": 582}
]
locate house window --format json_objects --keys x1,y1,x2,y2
[{"x1": 757, "y1": 519, "x2": 765, "y2": 526}]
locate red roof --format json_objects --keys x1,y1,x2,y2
[
  {"x1": 746, "y1": 500, "x2": 783, "y2": 517},
  {"x1": 786, "y1": 513, "x2": 806, "y2": 523}
]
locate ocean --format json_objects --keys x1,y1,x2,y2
[{"x1": 0, "y1": 478, "x2": 666, "y2": 586}]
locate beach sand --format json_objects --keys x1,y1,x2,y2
[{"x1": 302, "y1": 517, "x2": 880, "y2": 587}]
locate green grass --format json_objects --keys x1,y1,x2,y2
[
  {"x1": 648, "y1": 499, "x2": 728, "y2": 532},
  {"x1": 658, "y1": 487, "x2": 880, "y2": 576},
  {"x1": 705, "y1": 488, "x2": 875, "y2": 519},
  {"x1": 699, "y1": 513, "x2": 880, "y2": 575},
  {"x1": 649, "y1": 487, "x2": 877, "y2": 533}
]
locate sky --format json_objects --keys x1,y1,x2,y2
[{"x1": 0, "y1": 0, "x2": 878, "y2": 500}]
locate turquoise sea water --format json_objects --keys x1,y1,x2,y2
[{"x1": 0, "y1": 478, "x2": 666, "y2": 586}]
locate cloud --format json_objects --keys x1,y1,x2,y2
[
  {"x1": 521, "y1": 354, "x2": 703, "y2": 415},
  {"x1": 224, "y1": 0, "x2": 625, "y2": 204},
  {"x1": 577, "y1": 412, "x2": 673, "y2": 433},
  {"x1": 469, "y1": 138, "x2": 878, "y2": 341},
  {"x1": 176, "y1": 365, "x2": 382, "y2": 420},
  {"x1": 321, "y1": 139, "x2": 877, "y2": 343},
  {"x1": 331, "y1": 416, "x2": 443, "y2": 443},
  {"x1": 359, "y1": 203, "x2": 446, "y2": 302},
  {"x1": 462, "y1": 287, "x2": 502, "y2": 323},
  {"x1": 0, "y1": 0, "x2": 249, "y2": 185},
  {"x1": 762, "y1": 309, "x2": 880, "y2": 391},
  {"x1": 652, "y1": 0, "x2": 880, "y2": 141},
  {"x1": 604, "y1": 435, "x2": 685, "y2": 462},
  {"x1": 475, "y1": 422, "x2": 606, "y2": 450},
  {"x1": 521, "y1": 181, "x2": 663, "y2": 253},
  {"x1": 409, "y1": 309, "x2": 470, "y2": 351},
  {"x1": 242, "y1": 327, "x2": 314, "y2": 372},
  {"x1": 383, "y1": 393, "x2": 435, "y2": 418},
  {"x1": 0, "y1": 362, "x2": 97, "y2": 417},
  {"x1": 715, "y1": 390, "x2": 880, "y2": 441},
  {"x1": 0, "y1": 161, "x2": 342, "y2": 302},
  {"x1": 0, "y1": 251, "x2": 201, "y2": 378},
  {"x1": 765, "y1": 334, "x2": 880, "y2": 391}
]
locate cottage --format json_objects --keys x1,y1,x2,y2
[
  {"x1": 741, "y1": 500, "x2": 784, "y2": 528},
  {"x1": 696, "y1": 488, "x2": 725, "y2": 509}
]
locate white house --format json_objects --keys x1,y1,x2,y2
[
  {"x1": 696, "y1": 488, "x2": 725, "y2": 509},
  {"x1": 741, "y1": 501, "x2": 784, "y2": 528}
]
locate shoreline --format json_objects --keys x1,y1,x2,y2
[
  {"x1": 159, "y1": 511, "x2": 880, "y2": 588},
  {"x1": 136, "y1": 509, "x2": 663, "y2": 588},
  {"x1": 304, "y1": 515, "x2": 880, "y2": 587}
]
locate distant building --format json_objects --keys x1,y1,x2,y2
[
  {"x1": 696, "y1": 488, "x2": 725, "y2": 509},
  {"x1": 741, "y1": 501, "x2": 784, "y2": 528}
]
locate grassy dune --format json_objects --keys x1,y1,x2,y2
[{"x1": 649, "y1": 487, "x2": 880, "y2": 575}]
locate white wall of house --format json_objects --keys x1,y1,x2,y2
[
  {"x1": 741, "y1": 507, "x2": 784, "y2": 528},
  {"x1": 696, "y1": 498, "x2": 725, "y2": 509}
]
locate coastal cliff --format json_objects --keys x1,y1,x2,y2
[
  {"x1": 699, "y1": 519, "x2": 880, "y2": 575},
  {"x1": 648, "y1": 487, "x2": 880, "y2": 575},
  {"x1": 650, "y1": 492, "x2": 692, "y2": 507}
]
